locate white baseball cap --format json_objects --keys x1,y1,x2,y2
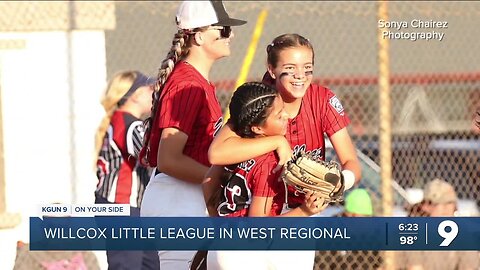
[
  {"x1": 176, "y1": 1, "x2": 247, "y2": 30},
  {"x1": 423, "y1": 178, "x2": 457, "y2": 204}
]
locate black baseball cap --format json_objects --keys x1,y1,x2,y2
[{"x1": 118, "y1": 72, "x2": 155, "y2": 106}]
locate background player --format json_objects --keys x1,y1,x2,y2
[
  {"x1": 205, "y1": 82, "x2": 327, "y2": 270},
  {"x1": 396, "y1": 178, "x2": 479, "y2": 270},
  {"x1": 139, "y1": 1, "x2": 246, "y2": 269},
  {"x1": 94, "y1": 70, "x2": 159, "y2": 269}
]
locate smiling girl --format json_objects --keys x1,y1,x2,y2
[{"x1": 209, "y1": 34, "x2": 360, "y2": 210}]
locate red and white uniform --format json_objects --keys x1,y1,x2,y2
[
  {"x1": 96, "y1": 111, "x2": 149, "y2": 207},
  {"x1": 144, "y1": 61, "x2": 223, "y2": 167},
  {"x1": 210, "y1": 85, "x2": 348, "y2": 270},
  {"x1": 140, "y1": 61, "x2": 223, "y2": 268},
  {"x1": 217, "y1": 152, "x2": 284, "y2": 217},
  {"x1": 141, "y1": 61, "x2": 223, "y2": 216},
  {"x1": 283, "y1": 84, "x2": 350, "y2": 207}
]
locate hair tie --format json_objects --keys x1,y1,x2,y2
[
  {"x1": 266, "y1": 43, "x2": 275, "y2": 53},
  {"x1": 245, "y1": 94, "x2": 277, "y2": 107}
]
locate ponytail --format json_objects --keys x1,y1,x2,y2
[
  {"x1": 261, "y1": 71, "x2": 275, "y2": 86},
  {"x1": 93, "y1": 71, "x2": 137, "y2": 168},
  {"x1": 139, "y1": 29, "x2": 202, "y2": 166}
]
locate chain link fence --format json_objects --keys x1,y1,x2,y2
[{"x1": 1, "y1": 1, "x2": 479, "y2": 269}]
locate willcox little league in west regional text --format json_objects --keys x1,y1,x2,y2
[{"x1": 42, "y1": 226, "x2": 351, "y2": 241}]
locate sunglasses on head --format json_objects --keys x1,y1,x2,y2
[{"x1": 211, "y1": 26, "x2": 232, "y2": 39}]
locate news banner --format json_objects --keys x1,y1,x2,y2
[{"x1": 31, "y1": 204, "x2": 480, "y2": 251}]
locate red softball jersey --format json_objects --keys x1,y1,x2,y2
[
  {"x1": 217, "y1": 152, "x2": 285, "y2": 217},
  {"x1": 146, "y1": 61, "x2": 223, "y2": 168},
  {"x1": 284, "y1": 84, "x2": 351, "y2": 207}
]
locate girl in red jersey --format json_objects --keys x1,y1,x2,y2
[
  {"x1": 208, "y1": 82, "x2": 326, "y2": 218},
  {"x1": 138, "y1": 1, "x2": 246, "y2": 269},
  {"x1": 94, "y1": 70, "x2": 159, "y2": 269},
  {"x1": 208, "y1": 34, "x2": 361, "y2": 210},
  {"x1": 205, "y1": 82, "x2": 331, "y2": 270}
]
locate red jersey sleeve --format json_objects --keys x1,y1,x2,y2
[
  {"x1": 321, "y1": 87, "x2": 351, "y2": 136},
  {"x1": 158, "y1": 82, "x2": 205, "y2": 136}
]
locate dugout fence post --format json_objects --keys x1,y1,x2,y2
[
  {"x1": 377, "y1": 1, "x2": 395, "y2": 269},
  {"x1": 0, "y1": 83, "x2": 4, "y2": 214},
  {"x1": 0, "y1": 75, "x2": 21, "y2": 229}
]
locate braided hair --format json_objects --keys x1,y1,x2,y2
[
  {"x1": 229, "y1": 82, "x2": 278, "y2": 138},
  {"x1": 139, "y1": 27, "x2": 207, "y2": 166},
  {"x1": 94, "y1": 71, "x2": 137, "y2": 168},
  {"x1": 207, "y1": 82, "x2": 278, "y2": 212}
]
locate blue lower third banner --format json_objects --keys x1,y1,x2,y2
[{"x1": 30, "y1": 217, "x2": 480, "y2": 250}]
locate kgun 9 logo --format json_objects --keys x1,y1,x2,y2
[{"x1": 438, "y1": 220, "x2": 458, "y2": 247}]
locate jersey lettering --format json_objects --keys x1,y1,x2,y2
[
  {"x1": 237, "y1": 159, "x2": 256, "y2": 172},
  {"x1": 292, "y1": 144, "x2": 323, "y2": 160}
]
